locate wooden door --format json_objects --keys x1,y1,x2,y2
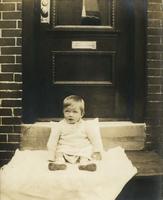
[{"x1": 22, "y1": 0, "x2": 146, "y2": 122}]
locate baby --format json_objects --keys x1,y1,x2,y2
[{"x1": 47, "y1": 95, "x2": 103, "y2": 171}]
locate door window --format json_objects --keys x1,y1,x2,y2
[{"x1": 52, "y1": 0, "x2": 114, "y2": 28}]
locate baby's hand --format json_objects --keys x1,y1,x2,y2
[{"x1": 92, "y1": 152, "x2": 102, "y2": 160}]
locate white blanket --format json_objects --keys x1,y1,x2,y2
[{"x1": 0, "y1": 147, "x2": 137, "y2": 200}]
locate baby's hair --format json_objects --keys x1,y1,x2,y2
[{"x1": 63, "y1": 95, "x2": 85, "y2": 115}]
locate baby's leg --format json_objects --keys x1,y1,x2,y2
[
  {"x1": 48, "y1": 152, "x2": 67, "y2": 171},
  {"x1": 78, "y1": 157, "x2": 96, "y2": 172},
  {"x1": 55, "y1": 152, "x2": 66, "y2": 164}
]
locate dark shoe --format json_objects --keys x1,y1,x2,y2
[
  {"x1": 78, "y1": 163, "x2": 96, "y2": 171},
  {"x1": 48, "y1": 162, "x2": 67, "y2": 171}
]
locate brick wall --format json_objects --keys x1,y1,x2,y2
[
  {"x1": 0, "y1": 0, "x2": 163, "y2": 166},
  {"x1": 145, "y1": 0, "x2": 163, "y2": 156},
  {"x1": 0, "y1": 0, "x2": 22, "y2": 166}
]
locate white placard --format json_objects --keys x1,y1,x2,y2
[{"x1": 72, "y1": 41, "x2": 97, "y2": 49}]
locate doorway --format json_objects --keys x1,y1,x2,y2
[{"x1": 22, "y1": 0, "x2": 146, "y2": 123}]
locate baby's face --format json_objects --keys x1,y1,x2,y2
[{"x1": 63, "y1": 105, "x2": 83, "y2": 124}]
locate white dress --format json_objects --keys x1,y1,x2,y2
[{"x1": 47, "y1": 119, "x2": 103, "y2": 163}]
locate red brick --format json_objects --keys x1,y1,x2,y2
[
  {"x1": 1, "y1": 47, "x2": 22, "y2": 55},
  {"x1": 13, "y1": 108, "x2": 22, "y2": 116},
  {"x1": 0, "y1": 135, "x2": 7, "y2": 142},
  {"x1": 3, "y1": 11, "x2": 22, "y2": 20},
  {"x1": 16, "y1": 55, "x2": 22, "y2": 63},
  {"x1": 8, "y1": 134, "x2": 20, "y2": 142},
  {"x1": 159, "y1": 118, "x2": 163, "y2": 124},
  {"x1": 161, "y1": 21, "x2": 163, "y2": 27},
  {"x1": 161, "y1": 69, "x2": 163, "y2": 76},
  {"x1": 0, "y1": 91, "x2": 22, "y2": 98},
  {"x1": 148, "y1": 4, "x2": 162, "y2": 11},
  {"x1": 14, "y1": 73, "x2": 22, "y2": 82},
  {"x1": 17, "y1": 3, "x2": 22, "y2": 11},
  {"x1": 148, "y1": 20, "x2": 161, "y2": 28},
  {"x1": 0, "y1": 56, "x2": 15, "y2": 63},
  {"x1": 148, "y1": 77, "x2": 163, "y2": 84},
  {"x1": 147, "y1": 102, "x2": 163, "y2": 110},
  {"x1": 147, "y1": 127, "x2": 163, "y2": 139},
  {"x1": 147, "y1": 52, "x2": 161, "y2": 60},
  {"x1": 0, "y1": 3, "x2": 15, "y2": 11},
  {"x1": 145, "y1": 133, "x2": 153, "y2": 142},
  {"x1": 148, "y1": 44, "x2": 163, "y2": 51},
  {"x1": 148, "y1": 94, "x2": 163, "y2": 101},
  {"x1": 146, "y1": 110, "x2": 163, "y2": 118},
  {"x1": 1, "y1": 64, "x2": 22, "y2": 72},
  {"x1": 160, "y1": 53, "x2": 163, "y2": 60},
  {"x1": 148, "y1": 60, "x2": 163, "y2": 68},
  {"x1": 145, "y1": 118, "x2": 161, "y2": 126},
  {"x1": 2, "y1": 29, "x2": 22, "y2": 37},
  {"x1": 148, "y1": 68, "x2": 161, "y2": 76},
  {"x1": 147, "y1": 28, "x2": 163, "y2": 35},
  {"x1": 18, "y1": 20, "x2": 22, "y2": 28},
  {"x1": 148, "y1": 12, "x2": 163, "y2": 19},
  {"x1": 148, "y1": 85, "x2": 161, "y2": 93},
  {"x1": 0, "y1": 83, "x2": 22, "y2": 90},
  {"x1": 148, "y1": 36, "x2": 160, "y2": 43},
  {"x1": 1, "y1": 99, "x2": 22, "y2": 107},
  {"x1": 0, "y1": 126, "x2": 13, "y2": 133},
  {"x1": 0, "y1": 73, "x2": 13, "y2": 81},
  {"x1": 13, "y1": 125, "x2": 21, "y2": 133},
  {"x1": 0, "y1": 20, "x2": 16, "y2": 28},
  {"x1": 0, "y1": 38, "x2": 15, "y2": 46},
  {"x1": 16, "y1": 38, "x2": 22, "y2": 46},
  {"x1": 2, "y1": 117, "x2": 21, "y2": 125},
  {"x1": 0, "y1": 109, "x2": 12, "y2": 116}
]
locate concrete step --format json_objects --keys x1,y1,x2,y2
[
  {"x1": 100, "y1": 122, "x2": 146, "y2": 150},
  {"x1": 21, "y1": 121, "x2": 146, "y2": 151}
]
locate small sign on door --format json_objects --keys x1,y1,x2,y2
[{"x1": 72, "y1": 41, "x2": 97, "y2": 49}]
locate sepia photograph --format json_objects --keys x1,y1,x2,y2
[{"x1": 0, "y1": 0, "x2": 163, "y2": 200}]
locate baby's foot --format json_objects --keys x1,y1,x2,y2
[
  {"x1": 48, "y1": 162, "x2": 67, "y2": 171},
  {"x1": 78, "y1": 163, "x2": 96, "y2": 171}
]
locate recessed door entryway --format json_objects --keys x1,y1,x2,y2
[{"x1": 22, "y1": 0, "x2": 146, "y2": 123}]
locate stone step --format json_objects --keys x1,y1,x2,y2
[
  {"x1": 100, "y1": 122, "x2": 146, "y2": 150},
  {"x1": 21, "y1": 121, "x2": 146, "y2": 151}
]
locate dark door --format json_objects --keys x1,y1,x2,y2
[{"x1": 23, "y1": 0, "x2": 146, "y2": 122}]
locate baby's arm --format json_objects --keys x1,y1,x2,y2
[
  {"x1": 85, "y1": 120, "x2": 103, "y2": 160},
  {"x1": 47, "y1": 124, "x2": 60, "y2": 161}
]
